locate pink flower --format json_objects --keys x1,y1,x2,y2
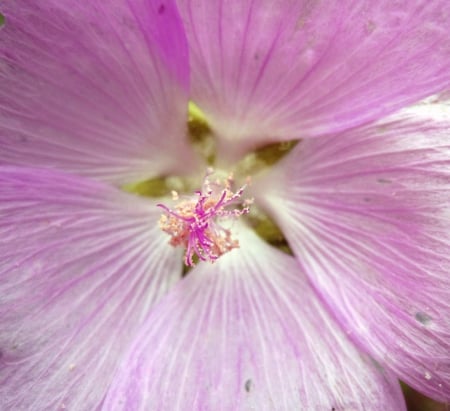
[{"x1": 1, "y1": 1, "x2": 449, "y2": 410}]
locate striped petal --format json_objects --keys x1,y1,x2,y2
[
  {"x1": 102, "y1": 227, "x2": 405, "y2": 411},
  {"x1": 254, "y1": 102, "x2": 450, "y2": 402},
  {"x1": 0, "y1": 167, "x2": 182, "y2": 410},
  {"x1": 177, "y1": 0, "x2": 450, "y2": 159},
  {"x1": 0, "y1": 0, "x2": 194, "y2": 184}
]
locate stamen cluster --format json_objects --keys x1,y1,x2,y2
[{"x1": 158, "y1": 169, "x2": 252, "y2": 266}]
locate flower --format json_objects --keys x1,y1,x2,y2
[{"x1": 1, "y1": 1, "x2": 450, "y2": 410}]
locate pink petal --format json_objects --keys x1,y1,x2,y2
[
  {"x1": 102, "y1": 227, "x2": 405, "y2": 411},
  {"x1": 0, "y1": 0, "x2": 194, "y2": 184},
  {"x1": 177, "y1": 0, "x2": 450, "y2": 159},
  {"x1": 253, "y1": 103, "x2": 450, "y2": 402},
  {"x1": 0, "y1": 167, "x2": 182, "y2": 410}
]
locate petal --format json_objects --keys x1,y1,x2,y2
[
  {"x1": 0, "y1": 0, "x2": 194, "y2": 184},
  {"x1": 0, "y1": 167, "x2": 182, "y2": 410},
  {"x1": 254, "y1": 103, "x2": 450, "y2": 401},
  {"x1": 102, "y1": 227, "x2": 405, "y2": 411},
  {"x1": 177, "y1": 0, "x2": 450, "y2": 159}
]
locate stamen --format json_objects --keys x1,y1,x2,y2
[{"x1": 158, "y1": 168, "x2": 252, "y2": 266}]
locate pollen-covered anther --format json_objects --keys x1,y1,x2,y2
[{"x1": 158, "y1": 169, "x2": 252, "y2": 266}]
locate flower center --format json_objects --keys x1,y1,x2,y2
[
  {"x1": 123, "y1": 101, "x2": 297, "y2": 269},
  {"x1": 157, "y1": 168, "x2": 252, "y2": 266}
]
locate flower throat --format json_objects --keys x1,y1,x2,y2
[{"x1": 124, "y1": 102, "x2": 297, "y2": 266}]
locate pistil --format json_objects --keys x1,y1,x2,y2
[{"x1": 158, "y1": 168, "x2": 252, "y2": 266}]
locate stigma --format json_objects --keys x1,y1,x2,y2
[{"x1": 157, "y1": 168, "x2": 252, "y2": 266}]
